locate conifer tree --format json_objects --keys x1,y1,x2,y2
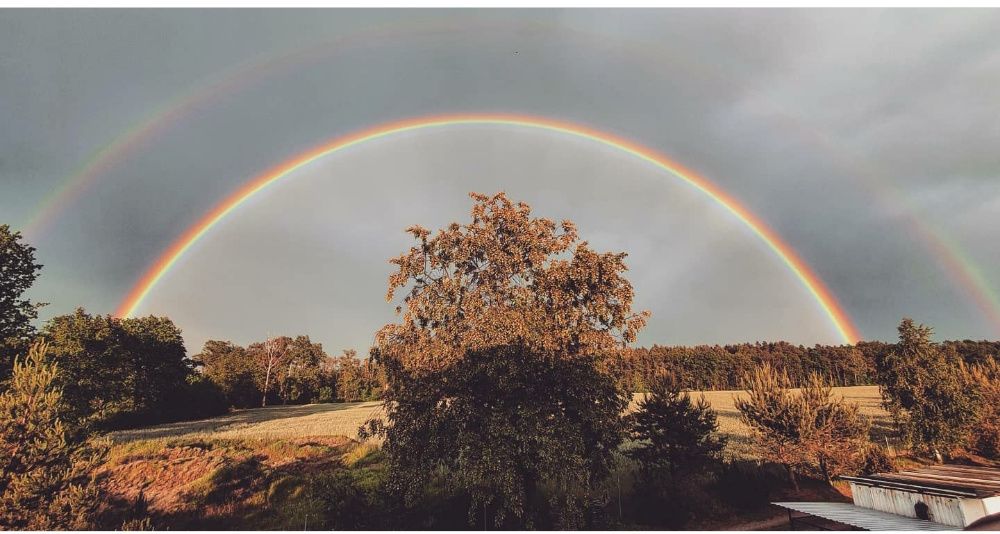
[
  {"x1": 627, "y1": 374, "x2": 724, "y2": 477},
  {"x1": 875, "y1": 318, "x2": 976, "y2": 460},
  {"x1": 0, "y1": 340, "x2": 105, "y2": 529},
  {"x1": 736, "y1": 364, "x2": 869, "y2": 487}
]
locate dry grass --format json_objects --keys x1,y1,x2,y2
[
  {"x1": 110, "y1": 401, "x2": 385, "y2": 443},
  {"x1": 112, "y1": 386, "x2": 888, "y2": 460}
]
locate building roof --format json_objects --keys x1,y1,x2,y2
[
  {"x1": 842, "y1": 465, "x2": 1000, "y2": 499},
  {"x1": 773, "y1": 502, "x2": 955, "y2": 531}
]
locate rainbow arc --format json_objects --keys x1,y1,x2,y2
[{"x1": 114, "y1": 114, "x2": 862, "y2": 344}]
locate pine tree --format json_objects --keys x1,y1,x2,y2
[
  {"x1": 736, "y1": 364, "x2": 869, "y2": 488},
  {"x1": 0, "y1": 340, "x2": 105, "y2": 529},
  {"x1": 875, "y1": 318, "x2": 977, "y2": 460},
  {"x1": 627, "y1": 374, "x2": 724, "y2": 477}
]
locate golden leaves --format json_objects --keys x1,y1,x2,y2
[{"x1": 376, "y1": 192, "x2": 649, "y2": 375}]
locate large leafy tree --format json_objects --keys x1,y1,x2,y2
[
  {"x1": 43, "y1": 308, "x2": 221, "y2": 429},
  {"x1": 363, "y1": 192, "x2": 648, "y2": 528},
  {"x1": 874, "y1": 318, "x2": 977, "y2": 460},
  {"x1": 0, "y1": 225, "x2": 44, "y2": 377},
  {"x1": 196, "y1": 340, "x2": 259, "y2": 408},
  {"x1": 0, "y1": 341, "x2": 105, "y2": 529}
]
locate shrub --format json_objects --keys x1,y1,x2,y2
[
  {"x1": 0, "y1": 341, "x2": 106, "y2": 529},
  {"x1": 735, "y1": 364, "x2": 870, "y2": 487},
  {"x1": 858, "y1": 444, "x2": 896, "y2": 475}
]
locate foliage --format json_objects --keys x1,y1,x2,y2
[
  {"x1": 858, "y1": 443, "x2": 896, "y2": 475},
  {"x1": 374, "y1": 192, "x2": 648, "y2": 375},
  {"x1": 367, "y1": 344, "x2": 628, "y2": 528},
  {"x1": 196, "y1": 340, "x2": 259, "y2": 408},
  {"x1": 333, "y1": 349, "x2": 385, "y2": 402},
  {"x1": 0, "y1": 224, "x2": 44, "y2": 379},
  {"x1": 615, "y1": 339, "x2": 999, "y2": 393},
  {"x1": 962, "y1": 358, "x2": 1000, "y2": 458},
  {"x1": 0, "y1": 340, "x2": 106, "y2": 529},
  {"x1": 275, "y1": 336, "x2": 329, "y2": 404},
  {"x1": 874, "y1": 318, "x2": 978, "y2": 458},
  {"x1": 735, "y1": 364, "x2": 870, "y2": 486},
  {"x1": 366, "y1": 192, "x2": 646, "y2": 528},
  {"x1": 42, "y1": 308, "x2": 226, "y2": 430},
  {"x1": 196, "y1": 338, "x2": 384, "y2": 408},
  {"x1": 626, "y1": 374, "x2": 725, "y2": 477},
  {"x1": 617, "y1": 341, "x2": 876, "y2": 391}
]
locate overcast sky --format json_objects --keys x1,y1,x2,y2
[{"x1": 2, "y1": 9, "x2": 999, "y2": 355}]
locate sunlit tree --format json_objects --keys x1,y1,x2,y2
[{"x1": 363, "y1": 192, "x2": 648, "y2": 528}]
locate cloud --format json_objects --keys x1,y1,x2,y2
[{"x1": 3, "y1": 9, "x2": 998, "y2": 346}]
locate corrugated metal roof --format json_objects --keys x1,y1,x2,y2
[
  {"x1": 773, "y1": 502, "x2": 956, "y2": 531},
  {"x1": 843, "y1": 465, "x2": 1000, "y2": 498}
]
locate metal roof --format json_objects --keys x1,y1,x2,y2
[
  {"x1": 773, "y1": 502, "x2": 956, "y2": 531},
  {"x1": 842, "y1": 465, "x2": 1000, "y2": 499}
]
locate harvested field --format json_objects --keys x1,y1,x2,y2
[
  {"x1": 111, "y1": 401, "x2": 385, "y2": 443},
  {"x1": 113, "y1": 386, "x2": 888, "y2": 459}
]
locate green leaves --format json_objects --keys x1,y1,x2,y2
[
  {"x1": 0, "y1": 340, "x2": 105, "y2": 529},
  {"x1": 0, "y1": 224, "x2": 44, "y2": 379},
  {"x1": 875, "y1": 318, "x2": 978, "y2": 456}
]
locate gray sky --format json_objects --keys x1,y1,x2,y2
[{"x1": 2, "y1": 9, "x2": 999, "y2": 355}]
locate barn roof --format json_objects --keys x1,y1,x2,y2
[
  {"x1": 773, "y1": 502, "x2": 954, "y2": 531},
  {"x1": 842, "y1": 465, "x2": 1000, "y2": 499}
]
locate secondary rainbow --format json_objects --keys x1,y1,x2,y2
[{"x1": 115, "y1": 113, "x2": 862, "y2": 344}]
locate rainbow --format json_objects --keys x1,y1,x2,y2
[
  {"x1": 23, "y1": 22, "x2": 1000, "y2": 334},
  {"x1": 115, "y1": 113, "x2": 862, "y2": 344}
]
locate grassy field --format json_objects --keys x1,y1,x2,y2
[{"x1": 112, "y1": 386, "x2": 888, "y2": 459}]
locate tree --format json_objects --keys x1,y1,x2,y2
[
  {"x1": 625, "y1": 374, "x2": 726, "y2": 528},
  {"x1": 627, "y1": 374, "x2": 725, "y2": 477},
  {"x1": 363, "y1": 192, "x2": 648, "y2": 528},
  {"x1": 874, "y1": 318, "x2": 977, "y2": 460},
  {"x1": 0, "y1": 341, "x2": 105, "y2": 529},
  {"x1": 735, "y1": 364, "x2": 869, "y2": 488},
  {"x1": 334, "y1": 349, "x2": 385, "y2": 402},
  {"x1": 195, "y1": 340, "x2": 260, "y2": 408},
  {"x1": 43, "y1": 309, "x2": 224, "y2": 429},
  {"x1": 963, "y1": 358, "x2": 1000, "y2": 459},
  {"x1": 277, "y1": 336, "x2": 328, "y2": 404},
  {"x1": 0, "y1": 225, "x2": 44, "y2": 378},
  {"x1": 198, "y1": 336, "x2": 336, "y2": 408}
]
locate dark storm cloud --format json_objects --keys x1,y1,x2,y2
[{"x1": 1, "y1": 9, "x2": 999, "y2": 352}]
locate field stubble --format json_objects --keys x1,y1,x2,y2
[{"x1": 113, "y1": 386, "x2": 887, "y2": 460}]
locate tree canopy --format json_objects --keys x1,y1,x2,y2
[
  {"x1": 0, "y1": 225, "x2": 44, "y2": 378},
  {"x1": 42, "y1": 309, "x2": 225, "y2": 430},
  {"x1": 874, "y1": 318, "x2": 977, "y2": 459},
  {"x1": 366, "y1": 192, "x2": 647, "y2": 528}
]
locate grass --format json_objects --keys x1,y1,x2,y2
[
  {"x1": 112, "y1": 386, "x2": 888, "y2": 461},
  {"x1": 110, "y1": 401, "x2": 385, "y2": 443}
]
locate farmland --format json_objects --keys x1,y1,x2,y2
[{"x1": 112, "y1": 386, "x2": 888, "y2": 459}]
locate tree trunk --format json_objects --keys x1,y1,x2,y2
[
  {"x1": 262, "y1": 361, "x2": 273, "y2": 408},
  {"x1": 786, "y1": 464, "x2": 800, "y2": 492}
]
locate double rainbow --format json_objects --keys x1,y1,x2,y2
[{"x1": 114, "y1": 113, "x2": 861, "y2": 344}]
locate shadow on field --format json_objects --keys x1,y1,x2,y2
[{"x1": 111, "y1": 402, "x2": 380, "y2": 442}]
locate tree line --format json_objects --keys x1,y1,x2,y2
[{"x1": 615, "y1": 338, "x2": 1000, "y2": 391}]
